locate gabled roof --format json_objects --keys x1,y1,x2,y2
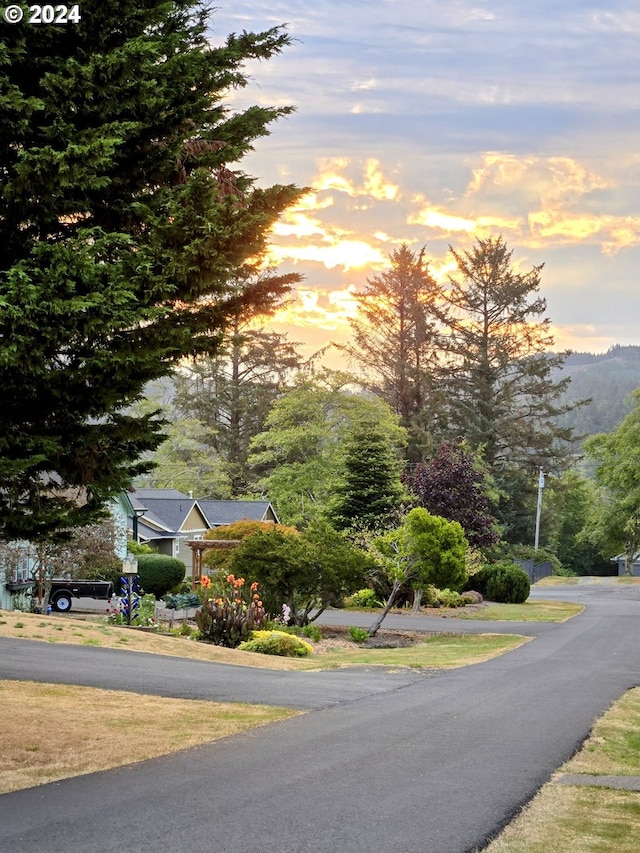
[
  {"x1": 129, "y1": 488, "x2": 207, "y2": 535},
  {"x1": 199, "y1": 500, "x2": 279, "y2": 527},
  {"x1": 127, "y1": 490, "x2": 279, "y2": 536}
]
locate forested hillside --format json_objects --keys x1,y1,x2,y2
[{"x1": 555, "y1": 345, "x2": 640, "y2": 437}]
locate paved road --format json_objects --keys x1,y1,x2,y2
[{"x1": 2, "y1": 584, "x2": 640, "y2": 853}]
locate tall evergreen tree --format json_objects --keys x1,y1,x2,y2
[
  {"x1": 0, "y1": 4, "x2": 302, "y2": 540},
  {"x1": 437, "y1": 236, "x2": 575, "y2": 472},
  {"x1": 172, "y1": 264, "x2": 303, "y2": 494},
  {"x1": 342, "y1": 244, "x2": 441, "y2": 460}
]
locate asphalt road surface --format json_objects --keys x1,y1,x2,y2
[{"x1": 2, "y1": 583, "x2": 639, "y2": 853}]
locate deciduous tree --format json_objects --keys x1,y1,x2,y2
[
  {"x1": 584, "y1": 390, "x2": 640, "y2": 575},
  {"x1": 249, "y1": 381, "x2": 407, "y2": 527},
  {"x1": 403, "y1": 439, "x2": 499, "y2": 548}
]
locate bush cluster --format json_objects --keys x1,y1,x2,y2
[
  {"x1": 346, "y1": 588, "x2": 382, "y2": 608},
  {"x1": 238, "y1": 630, "x2": 313, "y2": 657},
  {"x1": 435, "y1": 588, "x2": 466, "y2": 608},
  {"x1": 468, "y1": 561, "x2": 530, "y2": 604},
  {"x1": 348, "y1": 626, "x2": 369, "y2": 643}
]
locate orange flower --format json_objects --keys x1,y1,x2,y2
[
  {"x1": 253, "y1": 593, "x2": 260, "y2": 600},
  {"x1": 250, "y1": 582, "x2": 259, "y2": 591},
  {"x1": 214, "y1": 597, "x2": 223, "y2": 605},
  {"x1": 200, "y1": 575, "x2": 211, "y2": 588},
  {"x1": 226, "y1": 574, "x2": 235, "y2": 583}
]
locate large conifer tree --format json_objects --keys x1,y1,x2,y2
[
  {"x1": 0, "y1": 3, "x2": 302, "y2": 540},
  {"x1": 437, "y1": 236, "x2": 574, "y2": 471},
  {"x1": 342, "y1": 244, "x2": 441, "y2": 460}
]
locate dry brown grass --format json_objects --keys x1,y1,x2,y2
[
  {"x1": 483, "y1": 785, "x2": 640, "y2": 853},
  {"x1": 0, "y1": 612, "x2": 309, "y2": 669},
  {"x1": 481, "y1": 688, "x2": 640, "y2": 853},
  {"x1": 0, "y1": 611, "x2": 525, "y2": 670},
  {"x1": 0, "y1": 680, "x2": 299, "y2": 794}
]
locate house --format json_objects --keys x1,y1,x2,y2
[
  {"x1": 124, "y1": 489, "x2": 279, "y2": 576},
  {"x1": 0, "y1": 540, "x2": 36, "y2": 611}
]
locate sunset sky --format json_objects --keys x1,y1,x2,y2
[{"x1": 209, "y1": 1, "x2": 639, "y2": 365}]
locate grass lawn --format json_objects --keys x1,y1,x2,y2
[
  {"x1": 0, "y1": 611, "x2": 526, "y2": 670},
  {"x1": 0, "y1": 680, "x2": 299, "y2": 794},
  {"x1": 459, "y1": 600, "x2": 583, "y2": 622},
  {"x1": 482, "y1": 688, "x2": 640, "y2": 853}
]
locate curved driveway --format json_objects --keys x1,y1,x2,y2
[{"x1": 2, "y1": 583, "x2": 640, "y2": 853}]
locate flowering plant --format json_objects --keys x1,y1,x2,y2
[
  {"x1": 195, "y1": 573, "x2": 267, "y2": 648},
  {"x1": 104, "y1": 598, "x2": 124, "y2": 625}
]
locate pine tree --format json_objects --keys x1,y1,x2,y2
[
  {"x1": 0, "y1": 4, "x2": 302, "y2": 540},
  {"x1": 342, "y1": 245, "x2": 441, "y2": 459},
  {"x1": 437, "y1": 236, "x2": 575, "y2": 472}
]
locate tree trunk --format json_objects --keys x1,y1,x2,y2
[
  {"x1": 412, "y1": 587, "x2": 422, "y2": 612},
  {"x1": 368, "y1": 580, "x2": 402, "y2": 637}
]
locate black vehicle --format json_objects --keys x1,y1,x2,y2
[{"x1": 47, "y1": 579, "x2": 115, "y2": 613}]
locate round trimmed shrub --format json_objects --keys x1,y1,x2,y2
[
  {"x1": 470, "y1": 561, "x2": 530, "y2": 603},
  {"x1": 136, "y1": 554, "x2": 186, "y2": 599},
  {"x1": 238, "y1": 630, "x2": 313, "y2": 657}
]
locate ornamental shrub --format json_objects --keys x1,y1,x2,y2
[
  {"x1": 348, "y1": 626, "x2": 369, "y2": 643},
  {"x1": 346, "y1": 588, "x2": 382, "y2": 609},
  {"x1": 136, "y1": 555, "x2": 186, "y2": 599},
  {"x1": 238, "y1": 630, "x2": 313, "y2": 657},
  {"x1": 435, "y1": 588, "x2": 466, "y2": 608},
  {"x1": 162, "y1": 592, "x2": 201, "y2": 610},
  {"x1": 470, "y1": 562, "x2": 530, "y2": 604},
  {"x1": 202, "y1": 519, "x2": 299, "y2": 572},
  {"x1": 195, "y1": 574, "x2": 267, "y2": 648}
]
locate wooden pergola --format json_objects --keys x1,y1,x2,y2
[{"x1": 186, "y1": 540, "x2": 240, "y2": 590}]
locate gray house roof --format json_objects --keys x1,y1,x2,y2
[
  {"x1": 126, "y1": 489, "x2": 279, "y2": 539},
  {"x1": 133, "y1": 498, "x2": 202, "y2": 533},
  {"x1": 198, "y1": 500, "x2": 279, "y2": 527}
]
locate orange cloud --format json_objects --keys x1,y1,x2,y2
[
  {"x1": 273, "y1": 285, "x2": 359, "y2": 332},
  {"x1": 408, "y1": 201, "x2": 521, "y2": 236}
]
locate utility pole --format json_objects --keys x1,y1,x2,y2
[{"x1": 534, "y1": 467, "x2": 545, "y2": 551}]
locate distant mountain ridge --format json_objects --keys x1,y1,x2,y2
[{"x1": 555, "y1": 344, "x2": 640, "y2": 437}]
